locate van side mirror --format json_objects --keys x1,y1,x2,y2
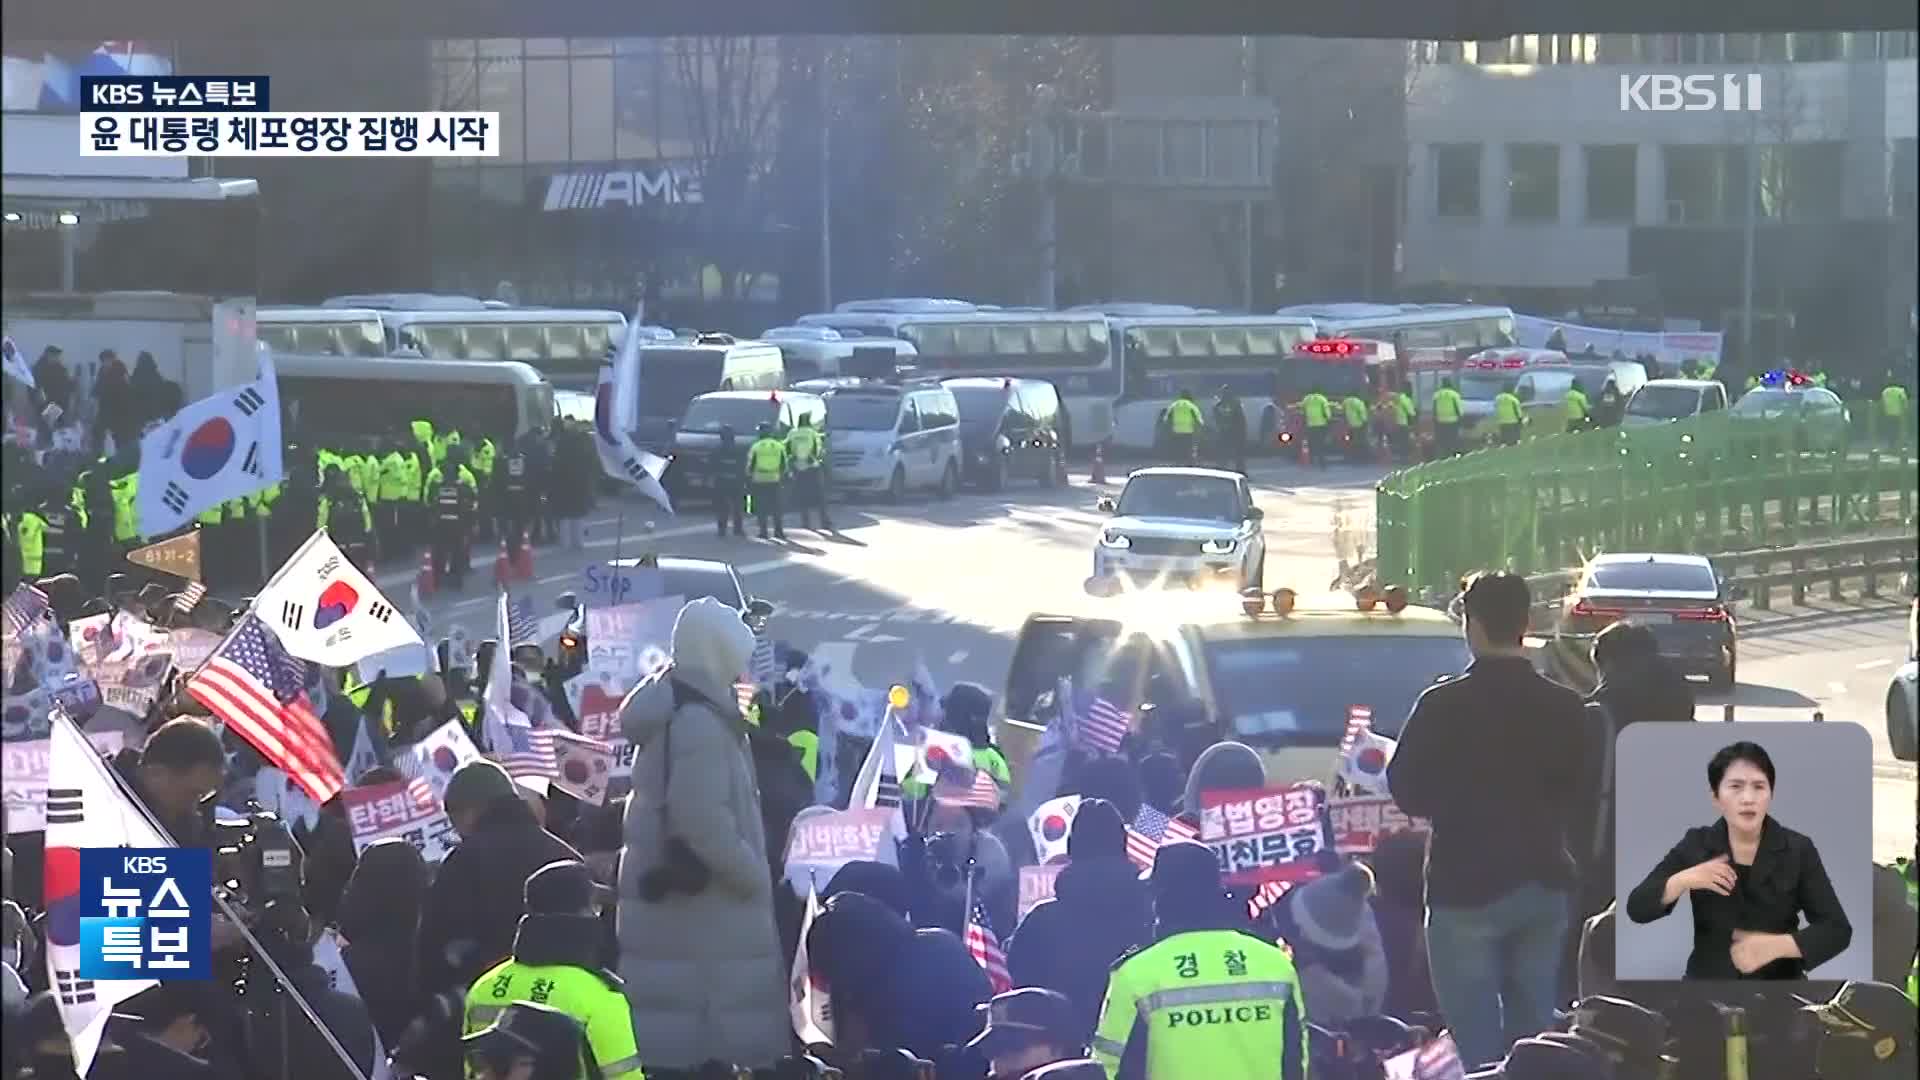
[{"x1": 1096, "y1": 496, "x2": 1116, "y2": 513}]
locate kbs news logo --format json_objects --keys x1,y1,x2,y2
[{"x1": 1619, "y1": 73, "x2": 1763, "y2": 112}]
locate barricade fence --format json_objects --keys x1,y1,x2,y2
[{"x1": 1375, "y1": 398, "x2": 1917, "y2": 598}]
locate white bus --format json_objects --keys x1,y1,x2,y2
[
  {"x1": 759, "y1": 325, "x2": 917, "y2": 380},
  {"x1": 257, "y1": 307, "x2": 388, "y2": 358},
  {"x1": 384, "y1": 307, "x2": 628, "y2": 390},
  {"x1": 1107, "y1": 314, "x2": 1319, "y2": 450},
  {"x1": 275, "y1": 354, "x2": 554, "y2": 447},
  {"x1": 1277, "y1": 302, "x2": 1516, "y2": 354},
  {"x1": 627, "y1": 335, "x2": 786, "y2": 453},
  {"x1": 321, "y1": 293, "x2": 493, "y2": 312},
  {"x1": 794, "y1": 304, "x2": 1114, "y2": 449}
]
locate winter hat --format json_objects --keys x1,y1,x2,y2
[
  {"x1": 1183, "y1": 741, "x2": 1266, "y2": 817},
  {"x1": 443, "y1": 759, "x2": 517, "y2": 820},
  {"x1": 1067, "y1": 798, "x2": 1125, "y2": 861},
  {"x1": 826, "y1": 860, "x2": 914, "y2": 921},
  {"x1": 941, "y1": 682, "x2": 995, "y2": 744},
  {"x1": 1286, "y1": 862, "x2": 1376, "y2": 951},
  {"x1": 1149, "y1": 840, "x2": 1230, "y2": 925},
  {"x1": 671, "y1": 596, "x2": 756, "y2": 686}
]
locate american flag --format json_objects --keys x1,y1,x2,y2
[
  {"x1": 506, "y1": 594, "x2": 540, "y2": 646},
  {"x1": 748, "y1": 633, "x2": 777, "y2": 687},
  {"x1": 2, "y1": 583, "x2": 50, "y2": 637},
  {"x1": 186, "y1": 614, "x2": 344, "y2": 802},
  {"x1": 1125, "y1": 805, "x2": 1201, "y2": 872},
  {"x1": 1069, "y1": 691, "x2": 1132, "y2": 756},
  {"x1": 933, "y1": 767, "x2": 999, "y2": 811},
  {"x1": 173, "y1": 581, "x2": 208, "y2": 617},
  {"x1": 1384, "y1": 1032, "x2": 1466, "y2": 1080},
  {"x1": 1340, "y1": 705, "x2": 1373, "y2": 755},
  {"x1": 964, "y1": 900, "x2": 1011, "y2": 993},
  {"x1": 735, "y1": 679, "x2": 756, "y2": 717},
  {"x1": 1247, "y1": 880, "x2": 1292, "y2": 920},
  {"x1": 495, "y1": 718, "x2": 559, "y2": 779}
]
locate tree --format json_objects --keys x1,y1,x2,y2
[{"x1": 666, "y1": 36, "x2": 783, "y2": 306}]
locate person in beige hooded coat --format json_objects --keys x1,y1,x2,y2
[{"x1": 616, "y1": 596, "x2": 790, "y2": 1069}]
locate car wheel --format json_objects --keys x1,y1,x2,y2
[
  {"x1": 938, "y1": 461, "x2": 959, "y2": 499},
  {"x1": 887, "y1": 466, "x2": 907, "y2": 503},
  {"x1": 1888, "y1": 682, "x2": 1918, "y2": 762}
]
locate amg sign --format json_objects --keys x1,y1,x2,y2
[{"x1": 541, "y1": 168, "x2": 703, "y2": 211}]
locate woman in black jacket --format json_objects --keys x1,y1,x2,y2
[
  {"x1": 337, "y1": 838, "x2": 431, "y2": 1047},
  {"x1": 1625, "y1": 740, "x2": 1852, "y2": 979}
]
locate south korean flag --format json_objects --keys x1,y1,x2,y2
[
  {"x1": 251, "y1": 530, "x2": 424, "y2": 667},
  {"x1": 136, "y1": 355, "x2": 284, "y2": 537},
  {"x1": 593, "y1": 309, "x2": 673, "y2": 514}
]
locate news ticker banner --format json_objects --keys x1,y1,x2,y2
[{"x1": 78, "y1": 74, "x2": 499, "y2": 158}]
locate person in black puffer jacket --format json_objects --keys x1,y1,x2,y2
[
  {"x1": 337, "y1": 837, "x2": 431, "y2": 1049},
  {"x1": 1005, "y1": 800, "x2": 1151, "y2": 1044}
]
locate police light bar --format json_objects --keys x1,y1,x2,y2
[
  {"x1": 1760, "y1": 368, "x2": 1810, "y2": 388},
  {"x1": 1296, "y1": 339, "x2": 1376, "y2": 358}
]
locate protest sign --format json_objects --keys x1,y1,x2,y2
[
  {"x1": 1018, "y1": 863, "x2": 1065, "y2": 921},
  {"x1": 584, "y1": 595, "x2": 680, "y2": 681},
  {"x1": 94, "y1": 651, "x2": 174, "y2": 715},
  {"x1": 2, "y1": 731, "x2": 126, "y2": 833},
  {"x1": 310, "y1": 927, "x2": 359, "y2": 998},
  {"x1": 166, "y1": 628, "x2": 221, "y2": 674},
  {"x1": 781, "y1": 806, "x2": 896, "y2": 890},
  {"x1": 580, "y1": 561, "x2": 666, "y2": 607},
  {"x1": 1328, "y1": 794, "x2": 1427, "y2": 855},
  {"x1": 342, "y1": 779, "x2": 461, "y2": 862},
  {"x1": 1198, "y1": 783, "x2": 1331, "y2": 887}
]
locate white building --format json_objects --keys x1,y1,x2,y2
[{"x1": 1400, "y1": 31, "x2": 1917, "y2": 359}]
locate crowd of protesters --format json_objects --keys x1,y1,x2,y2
[{"x1": 1, "y1": 565, "x2": 1915, "y2": 1080}]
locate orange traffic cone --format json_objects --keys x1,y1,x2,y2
[
  {"x1": 415, "y1": 550, "x2": 436, "y2": 597},
  {"x1": 1089, "y1": 441, "x2": 1108, "y2": 485},
  {"x1": 493, "y1": 537, "x2": 512, "y2": 589},
  {"x1": 512, "y1": 530, "x2": 534, "y2": 581}
]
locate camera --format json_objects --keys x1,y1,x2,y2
[
  {"x1": 638, "y1": 835, "x2": 711, "y2": 902},
  {"x1": 212, "y1": 807, "x2": 305, "y2": 919}
]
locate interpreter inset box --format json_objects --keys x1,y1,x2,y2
[{"x1": 1613, "y1": 722, "x2": 1871, "y2": 982}]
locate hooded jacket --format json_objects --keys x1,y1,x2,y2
[
  {"x1": 1006, "y1": 855, "x2": 1152, "y2": 1042},
  {"x1": 1178, "y1": 741, "x2": 1267, "y2": 829},
  {"x1": 615, "y1": 597, "x2": 788, "y2": 1069}
]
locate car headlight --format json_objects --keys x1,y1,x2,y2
[
  {"x1": 1100, "y1": 530, "x2": 1132, "y2": 549},
  {"x1": 1201, "y1": 538, "x2": 1237, "y2": 555}
]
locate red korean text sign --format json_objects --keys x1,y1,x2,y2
[
  {"x1": 1199, "y1": 783, "x2": 1331, "y2": 887},
  {"x1": 1327, "y1": 793, "x2": 1428, "y2": 855}
]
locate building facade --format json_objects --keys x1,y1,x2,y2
[{"x1": 1402, "y1": 30, "x2": 1918, "y2": 361}]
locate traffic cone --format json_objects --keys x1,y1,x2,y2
[
  {"x1": 1089, "y1": 441, "x2": 1107, "y2": 485},
  {"x1": 512, "y1": 530, "x2": 534, "y2": 581},
  {"x1": 493, "y1": 537, "x2": 512, "y2": 589},
  {"x1": 415, "y1": 550, "x2": 436, "y2": 597}
]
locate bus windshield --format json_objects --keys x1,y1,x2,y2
[{"x1": 636, "y1": 350, "x2": 725, "y2": 419}]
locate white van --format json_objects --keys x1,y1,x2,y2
[{"x1": 802, "y1": 379, "x2": 964, "y2": 501}]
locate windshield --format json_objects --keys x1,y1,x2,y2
[
  {"x1": 825, "y1": 394, "x2": 902, "y2": 431},
  {"x1": 1207, "y1": 635, "x2": 1468, "y2": 742},
  {"x1": 636, "y1": 351, "x2": 725, "y2": 419},
  {"x1": 1115, "y1": 475, "x2": 1242, "y2": 521},
  {"x1": 948, "y1": 386, "x2": 1010, "y2": 426},
  {"x1": 680, "y1": 396, "x2": 774, "y2": 434},
  {"x1": 1627, "y1": 385, "x2": 1702, "y2": 420},
  {"x1": 1732, "y1": 390, "x2": 1801, "y2": 418},
  {"x1": 1585, "y1": 561, "x2": 1719, "y2": 593},
  {"x1": 1458, "y1": 373, "x2": 1514, "y2": 400}
]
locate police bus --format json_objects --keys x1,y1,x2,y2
[
  {"x1": 628, "y1": 334, "x2": 786, "y2": 453},
  {"x1": 794, "y1": 300, "x2": 1113, "y2": 451},
  {"x1": 275, "y1": 354, "x2": 555, "y2": 448},
  {"x1": 381, "y1": 307, "x2": 629, "y2": 390},
  {"x1": 257, "y1": 306, "x2": 389, "y2": 357},
  {"x1": 1106, "y1": 314, "x2": 1318, "y2": 451}
]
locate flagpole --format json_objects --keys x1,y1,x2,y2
[{"x1": 55, "y1": 711, "x2": 371, "y2": 1080}]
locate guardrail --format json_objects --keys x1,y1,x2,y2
[
  {"x1": 1517, "y1": 534, "x2": 1917, "y2": 629},
  {"x1": 1375, "y1": 399, "x2": 1916, "y2": 596}
]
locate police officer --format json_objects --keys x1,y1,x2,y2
[
  {"x1": 464, "y1": 860, "x2": 645, "y2": 1080},
  {"x1": 497, "y1": 439, "x2": 533, "y2": 557},
  {"x1": 1298, "y1": 385, "x2": 1332, "y2": 468},
  {"x1": 784, "y1": 413, "x2": 832, "y2": 531},
  {"x1": 1882, "y1": 374, "x2": 1910, "y2": 433},
  {"x1": 745, "y1": 422, "x2": 788, "y2": 541},
  {"x1": 378, "y1": 438, "x2": 415, "y2": 554},
  {"x1": 430, "y1": 458, "x2": 475, "y2": 589},
  {"x1": 1092, "y1": 841, "x2": 1306, "y2": 1079},
  {"x1": 1564, "y1": 379, "x2": 1592, "y2": 433},
  {"x1": 1162, "y1": 389, "x2": 1204, "y2": 465},
  {"x1": 1431, "y1": 378, "x2": 1464, "y2": 457},
  {"x1": 462, "y1": 1000, "x2": 609, "y2": 1080},
  {"x1": 317, "y1": 466, "x2": 376, "y2": 571},
  {"x1": 1493, "y1": 384, "x2": 1525, "y2": 446},
  {"x1": 710, "y1": 426, "x2": 747, "y2": 538},
  {"x1": 1339, "y1": 390, "x2": 1371, "y2": 462},
  {"x1": 1380, "y1": 382, "x2": 1415, "y2": 463},
  {"x1": 22, "y1": 487, "x2": 77, "y2": 581},
  {"x1": 1209, "y1": 386, "x2": 1246, "y2": 474}
]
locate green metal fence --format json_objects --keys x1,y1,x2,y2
[{"x1": 1375, "y1": 402, "x2": 1919, "y2": 598}]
